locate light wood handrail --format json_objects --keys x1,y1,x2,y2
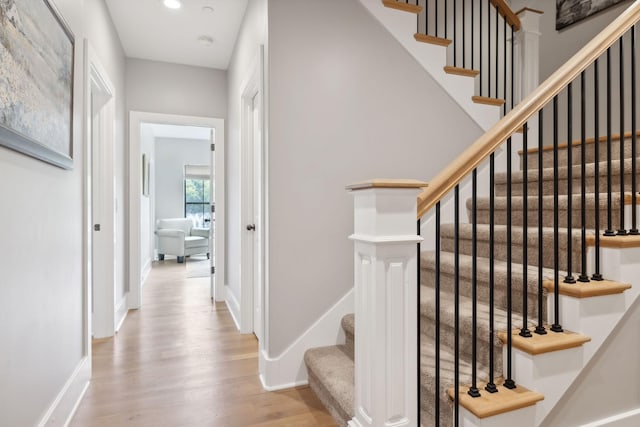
[
  {"x1": 417, "y1": 1, "x2": 640, "y2": 219},
  {"x1": 491, "y1": 0, "x2": 521, "y2": 31}
]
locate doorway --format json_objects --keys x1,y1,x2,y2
[
  {"x1": 85, "y1": 42, "x2": 117, "y2": 340},
  {"x1": 128, "y1": 112, "x2": 225, "y2": 310}
]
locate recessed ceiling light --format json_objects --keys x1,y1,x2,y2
[
  {"x1": 202, "y1": 6, "x2": 214, "y2": 13},
  {"x1": 163, "y1": 0, "x2": 182, "y2": 9},
  {"x1": 198, "y1": 35, "x2": 214, "y2": 46}
]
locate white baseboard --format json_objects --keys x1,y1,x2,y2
[
  {"x1": 37, "y1": 357, "x2": 90, "y2": 427},
  {"x1": 115, "y1": 293, "x2": 129, "y2": 332},
  {"x1": 225, "y1": 286, "x2": 241, "y2": 331},
  {"x1": 581, "y1": 408, "x2": 640, "y2": 427},
  {"x1": 259, "y1": 289, "x2": 354, "y2": 390}
]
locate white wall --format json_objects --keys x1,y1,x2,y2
[
  {"x1": 140, "y1": 124, "x2": 155, "y2": 273},
  {"x1": 226, "y1": 0, "x2": 268, "y2": 316},
  {"x1": 263, "y1": 0, "x2": 483, "y2": 356},
  {"x1": 0, "y1": 0, "x2": 126, "y2": 425},
  {"x1": 541, "y1": 299, "x2": 640, "y2": 426},
  {"x1": 154, "y1": 137, "x2": 210, "y2": 227},
  {"x1": 125, "y1": 58, "x2": 228, "y2": 119}
]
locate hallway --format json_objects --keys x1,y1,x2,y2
[{"x1": 71, "y1": 261, "x2": 336, "y2": 426}]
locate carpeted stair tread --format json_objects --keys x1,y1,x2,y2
[
  {"x1": 496, "y1": 157, "x2": 640, "y2": 196},
  {"x1": 439, "y1": 223, "x2": 588, "y2": 271},
  {"x1": 341, "y1": 314, "x2": 355, "y2": 359},
  {"x1": 304, "y1": 345, "x2": 354, "y2": 427}
]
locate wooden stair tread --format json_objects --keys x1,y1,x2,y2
[
  {"x1": 447, "y1": 379, "x2": 544, "y2": 419},
  {"x1": 542, "y1": 279, "x2": 631, "y2": 298},
  {"x1": 472, "y1": 95, "x2": 505, "y2": 106},
  {"x1": 382, "y1": 0, "x2": 422, "y2": 14},
  {"x1": 414, "y1": 33, "x2": 452, "y2": 46},
  {"x1": 498, "y1": 328, "x2": 591, "y2": 355},
  {"x1": 444, "y1": 66, "x2": 480, "y2": 77},
  {"x1": 586, "y1": 233, "x2": 640, "y2": 248}
]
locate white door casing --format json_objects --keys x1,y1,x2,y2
[
  {"x1": 210, "y1": 128, "x2": 215, "y2": 301},
  {"x1": 129, "y1": 112, "x2": 226, "y2": 309},
  {"x1": 85, "y1": 41, "x2": 117, "y2": 340}
]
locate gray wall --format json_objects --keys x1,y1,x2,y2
[
  {"x1": 154, "y1": 137, "x2": 210, "y2": 225},
  {"x1": 126, "y1": 58, "x2": 228, "y2": 119},
  {"x1": 0, "y1": 0, "x2": 126, "y2": 424},
  {"x1": 265, "y1": 0, "x2": 483, "y2": 356}
]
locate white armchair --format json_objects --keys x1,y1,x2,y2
[{"x1": 156, "y1": 218, "x2": 210, "y2": 263}]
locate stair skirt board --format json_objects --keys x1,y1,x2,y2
[
  {"x1": 37, "y1": 357, "x2": 90, "y2": 427},
  {"x1": 259, "y1": 290, "x2": 353, "y2": 391}
]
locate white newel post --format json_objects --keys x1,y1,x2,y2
[
  {"x1": 347, "y1": 179, "x2": 427, "y2": 427},
  {"x1": 515, "y1": 8, "x2": 543, "y2": 147}
]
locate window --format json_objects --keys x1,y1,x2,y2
[{"x1": 185, "y1": 178, "x2": 211, "y2": 228}]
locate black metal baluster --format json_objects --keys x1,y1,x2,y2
[
  {"x1": 445, "y1": 0, "x2": 448, "y2": 39},
  {"x1": 579, "y1": 72, "x2": 590, "y2": 283},
  {"x1": 469, "y1": 170, "x2": 481, "y2": 397},
  {"x1": 618, "y1": 37, "x2": 628, "y2": 236},
  {"x1": 565, "y1": 83, "x2": 576, "y2": 284},
  {"x1": 503, "y1": 17, "x2": 507, "y2": 115},
  {"x1": 480, "y1": 0, "x2": 483, "y2": 96},
  {"x1": 487, "y1": 0, "x2": 491, "y2": 98},
  {"x1": 511, "y1": 25, "x2": 515, "y2": 111},
  {"x1": 520, "y1": 124, "x2": 532, "y2": 337},
  {"x1": 462, "y1": 0, "x2": 466, "y2": 69},
  {"x1": 504, "y1": 137, "x2": 516, "y2": 389},
  {"x1": 631, "y1": 26, "x2": 639, "y2": 235},
  {"x1": 593, "y1": 59, "x2": 604, "y2": 281},
  {"x1": 454, "y1": 0, "x2": 457, "y2": 67},
  {"x1": 417, "y1": 218, "x2": 421, "y2": 424},
  {"x1": 424, "y1": 0, "x2": 428, "y2": 35},
  {"x1": 552, "y1": 96, "x2": 564, "y2": 333},
  {"x1": 495, "y1": 6, "x2": 499, "y2": 100},
  {"x1": 486, "y1": 153, "x2": 498, "y2": 392},
  {"x1": 471, "y1": 0, "x2": 474, "y2": 71},
  {"x1": 436, "y1": 0, "x2": 439, "y2": 38},
  {"x1": 454, "y1": 185, "x2": 460, "y2": 426},
  {"x1": 605, "y1": 48, "x2": 616, "y2": 236},
  {"x1": 435, "y1": 202, "x2": 441, "y2": 423},
  {"x1": 536, "y1": 110, "x2": 547, "y2": 335}
]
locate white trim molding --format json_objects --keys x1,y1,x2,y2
[
  {"x1": 259, "y1": 290, "x2": 354, "y2": 390},
  {"x1": 37, "y1": 357, "x2": 90, "y2": 427}
]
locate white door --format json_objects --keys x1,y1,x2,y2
[{"x1": 251, "y1": 93, "x2": 262, "y2": 341}]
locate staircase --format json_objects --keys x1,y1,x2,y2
[{"x1": 305, "y1": 1, "x2": 640, "y2": 427}]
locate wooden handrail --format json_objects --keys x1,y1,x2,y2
[
  {"x1": 491, "y1": 0, "x2": 521, "y2": 31},
  {"x1": 417, "y1": 1, "x2": 640, "y2": 219}
]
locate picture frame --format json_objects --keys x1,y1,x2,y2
[
  {"x1": 0, "y1": 0, "x2": 75, "y2": 169},
  {"x1": 556, "y1": 0, "x2": 626, "y2": 30}
]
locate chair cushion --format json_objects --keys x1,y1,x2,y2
[
  {"x1": 157, "y1": 218, "x2": 192, "y2": 235},
  {"x1": 184, "y1": 235, "x2": 207, "y2": 249}
]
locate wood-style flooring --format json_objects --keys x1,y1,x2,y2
[{"x1": 71, "y1": 260, "x2": 336, "y2": 427}]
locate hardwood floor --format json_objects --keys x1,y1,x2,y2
[{"x1": 71, "y1": 260, "x2": 336, "y2": 427}]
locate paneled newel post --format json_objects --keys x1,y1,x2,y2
[{"x1": 346, "y1": 179, "x2": 428, "y2": 427}]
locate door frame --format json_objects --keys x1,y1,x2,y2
[
  {"x1": 128, "y1": 112, "x2": 226, "y2": 308},
  {"x1": 240, "y1": 47, "x2": 265, "y2": 337},
  {"x1": 84, "y1": 40, "x2": 116, "y2": 341}
]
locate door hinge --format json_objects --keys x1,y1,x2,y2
[
  {"x1": 211, "y1": 204, "x2": 215, "y2": 213},
  {"x1": 211, "y1": 143, "x2": 215, "y2": 152},
  {"x1": 94, "y1": 224, "x2": 101, "y2": 231},
  {"x1": 211, "y1": 266, "x2": 215, "y2": 275}
]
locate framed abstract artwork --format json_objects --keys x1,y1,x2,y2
[
  {"x1": 0, "y1": 0, "x2": 75, "y2": 169},
  {"x1": 556, "y1": 0, "x2": 627, "y2": 30}
]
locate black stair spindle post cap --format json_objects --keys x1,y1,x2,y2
[
  {"x1": 629, "y1": 229, "x2": 640, "y2": 235},
  {"x1": 534, "y1": 325, "x2": 547, "y2": 335},
  {"x1": 617, "y1": 229, "x2": 628, "y2": 236},
  {"x1": 550, "y1": 324, "x2": 564, "y2": 333},
  {"x1": 578, "y1": 274, "x2": 590, "y2": 283},
  {"x1": 591, "y1": 273, "x2": 604, "y2": 281},
  {"x1": 485, "y1": 383, "x2": 498, "y2": 393},
  {"x1": 503, "y1": 379, "x2": 516, "y2": 390},
  {"x1": 467, "y1": 387, "x2": 481, "y2": 398},
  {"x1": 519, "y1": 328, "x2": 533, "y2": 338},
  {"x1": 563, "y1": 275, "x2": 576, "y2": 284},
  {"x1": 604, "y1": 229, "x2": 617, "y2": 236}
]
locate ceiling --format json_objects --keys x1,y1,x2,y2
[{"x1": 105, "y1": 0, "x2": 248, "y2": 69}]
